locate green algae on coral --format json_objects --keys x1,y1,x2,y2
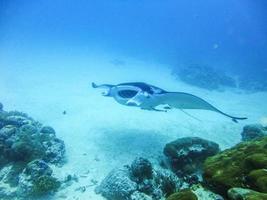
[
  {"x1": 203, "y1": 136, "x2": 267, "y2": 196},
  {"x1": 32, "y1": 175, "x2": 61, "y2": 195},
  {"x1": 247, "y1": 169, "x2": 267, "y2": 193},
  {"x1": 166, "y1": 189, "x2": 197, "y2": 200},
  {"x1": 166, "y1": 184, "x2": 224, "y2": 200},
  {"x1": 245, "y1": 153, "x2": 267, "y2": 169},
  {"x1": 228, "y1": 187, "x2": 267, "y2": 200}
]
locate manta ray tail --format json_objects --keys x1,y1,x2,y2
[
  {"x1": 214, "y1": 109, "x2": 247, "y2": 123},
  {"x1": 201, "y1": 101, "x2": 248, "y2": 123}
]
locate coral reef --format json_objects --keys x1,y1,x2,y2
[
  {"x1": 94, "y1": 124, "x2": 267, "y2": 200},
  {"x1": 247, "y1": 169, "x2": 267, "y2": 192},
  {"x1": 0, "y1": 103, "x2": 65, "y2": 199},
  {"x1": 203, "y1": 136, "x2": 267, "y2": 197},
  {"x1": 241, "y1": 124, "x2": 267, "y2": 141},
  {"x1": 163, "y1": 137, "x2": 219, "y2": 180},
  {"x1": 130, "y1": 191, "x2": 153, "y2": 200},
  {"x1": 97, "y1": 127, "x2": 267, "y2": 200},
  {"x1": 95, "y1": 167, "x2": 137, "y2": 200},
  {"x1": 152, "y1": 167, "x2": 181, "y2": 198},
  {"x1": 32, "y1": 175, "x2": 61, "y2": 195},
  {"x1": 0, "y1": 108, "x2": 65, "y2": 164},
  {"x1": 173, "y1": 64, "x2": 236, "y2": 91},
  {"x1": 130, "y1": 157, "x2": 153, "y2": 182},
  {"x1": 17, "y1": 159, "x2": 60, "y2": 196},
  {"x1": 96, "y1": 157, "x2": 181, "y2": 200}
]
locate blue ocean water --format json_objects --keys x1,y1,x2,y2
[
  {"x1": 1, "y1": 0, "x2": 267, "y2": 72},
  {"x1": 1, "y1": 1, "x2": 267, "y2": 200}
]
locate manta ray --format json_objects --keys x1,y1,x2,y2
[{"x1": 92, "y1": 82, "x2": 247, "y2": 123}]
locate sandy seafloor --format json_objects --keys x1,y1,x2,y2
[{"x1": 1, "y1": 52, "x2": 267, "y2": 200}]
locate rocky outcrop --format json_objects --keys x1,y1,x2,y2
[
  {"x1": 241, "y1": 124, "x2": 267, "y2": 141},
  {"x1": 163, "y1": 137, "x2": 219, "y2": 183},
  {"x1": 172, "y1": 65, "x2": 236, "y2": 91}
]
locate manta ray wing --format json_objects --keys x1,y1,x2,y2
[
  {"x1": 157, "y1": 92, "x2": 247, "y2": 123},
  {"x1": 158, "y1": 92, "x2": 215, "y2": 110}
]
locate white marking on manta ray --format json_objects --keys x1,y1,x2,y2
[{"x1": 91, "y1": 82, "x2": 247, "y2": 123}]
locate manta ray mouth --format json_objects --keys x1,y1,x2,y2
[
  {"x1": 118, "y1": 90, "x2": 138, "y2": 98},
  {"x1": 126, "y1": 102, "x2": 138, "y2": 106},
  {"x1": 116, "y1": 85, "x2": 141, "y2": 99}
]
